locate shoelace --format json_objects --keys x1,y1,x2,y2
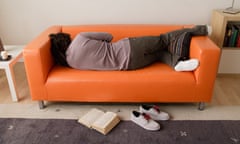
[
  {"x1": 142, "y1": 113, "x2": 151, "y2": 121},
  {"x1": 153, "y1": 105, "x2": 160, "y2": 113}
]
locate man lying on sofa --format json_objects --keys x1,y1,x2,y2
[{"x1": 49, "y1": 25, "x2": 209, "y2": 71}]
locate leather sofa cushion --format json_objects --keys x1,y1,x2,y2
[{"x1": 45, "y1": 63, "x2": 197, "y2": 102}]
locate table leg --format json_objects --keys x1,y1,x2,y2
[{"x1": 5, "y1": 65, "x2": 19, "y2": 101}]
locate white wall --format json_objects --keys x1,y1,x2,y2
[{"x1": 0, "y1": 0, "x2": 238, "y2": 44}]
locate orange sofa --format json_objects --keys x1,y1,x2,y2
[{"x1": 23, "y1": 24, "x2": 220, "y2": 110}]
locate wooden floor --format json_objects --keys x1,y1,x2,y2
[{"x1": 1, "y1": 62, "x2": 240, "y2": 106}]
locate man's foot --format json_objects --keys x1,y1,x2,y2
[
  {"x1": 174, "y1": 59, "x2": 199, "y2": 71},
  {"x1": 207, "y1": 25, "x2": 212, "y2": 36}
]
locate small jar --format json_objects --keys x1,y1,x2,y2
[{"x1": 1, "y1": 51, "x2": 8, "y2": 60}]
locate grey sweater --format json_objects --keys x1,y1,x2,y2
[{"x1": 66, "y1": 32, "x2": 130, "y2": 70}]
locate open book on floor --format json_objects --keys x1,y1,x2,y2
[{"x1": 78, "y1": 108, "x2": 120, "y2": 135}]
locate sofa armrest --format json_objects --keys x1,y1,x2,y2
[
  {"x1": 190, "y1": 36, "x2": 221, "y2": 101},
  {"x1": 23, "y1": 26, "x2": 62, "y2": 100}
]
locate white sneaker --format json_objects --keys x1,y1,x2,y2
[
  {"x1": 131, "y1": 111, "x2": 160, "y2": 131},
  {"x1": 174, "y1": 59, "x2": 199, "y2": 72},
  {"x1": 139, "y1": 104, "x2": 170, "y2": 121}
]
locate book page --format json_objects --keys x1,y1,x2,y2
[
  {"x1": 92, "y1": 112, "x2": 117, "y2": 129},
  {"x1": 78, "y1": 108, "x2": 105, "y2": 128}
]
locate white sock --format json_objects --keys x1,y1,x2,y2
[
  {"x1": 174, "y1": 59, "x2": 199, "y2": 72},
  {"x1": 207, "y1": 25, "x2": 212, "y2": 36}
]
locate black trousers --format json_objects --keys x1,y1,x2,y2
[
  {"x1": 127, "y1": 25, "x2": 208, "y2": 70},
  {"x1": 128, "y1": 36, "x2": 163, "y2": 70}
]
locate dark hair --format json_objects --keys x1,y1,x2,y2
[{"x1": 49, "y1": 32, "x2": 71, "y2": 67}]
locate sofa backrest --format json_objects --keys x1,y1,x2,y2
[{"x1": 61, "y1": 24, "x2": 184, "y2": 41}]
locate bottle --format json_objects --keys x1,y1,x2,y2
[{"x1": 0, "y1": 38, "x2": 4, "y2": 52}]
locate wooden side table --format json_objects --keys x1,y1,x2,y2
[{"x1": 0, "y1": 45, "x2": 24, "y2": 101}]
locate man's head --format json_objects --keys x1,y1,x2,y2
[{"x1": 49, "y1": 32, "x2": 71, "y2": 66}]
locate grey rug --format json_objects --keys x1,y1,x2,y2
[{"x1": 0, "y1": 118, "x2": 239, "y2": 144}]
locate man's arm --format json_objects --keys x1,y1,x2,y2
[{"x1": 80, "y1": 32, "x2": 113, "y2": 42}]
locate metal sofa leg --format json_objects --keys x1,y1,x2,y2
[
  {"x1": 38, "y1": 101, "x2": 45, "y2": 109},
  {"x1": 198, "y1": 102, "x2": 205, "y2": 111}
]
